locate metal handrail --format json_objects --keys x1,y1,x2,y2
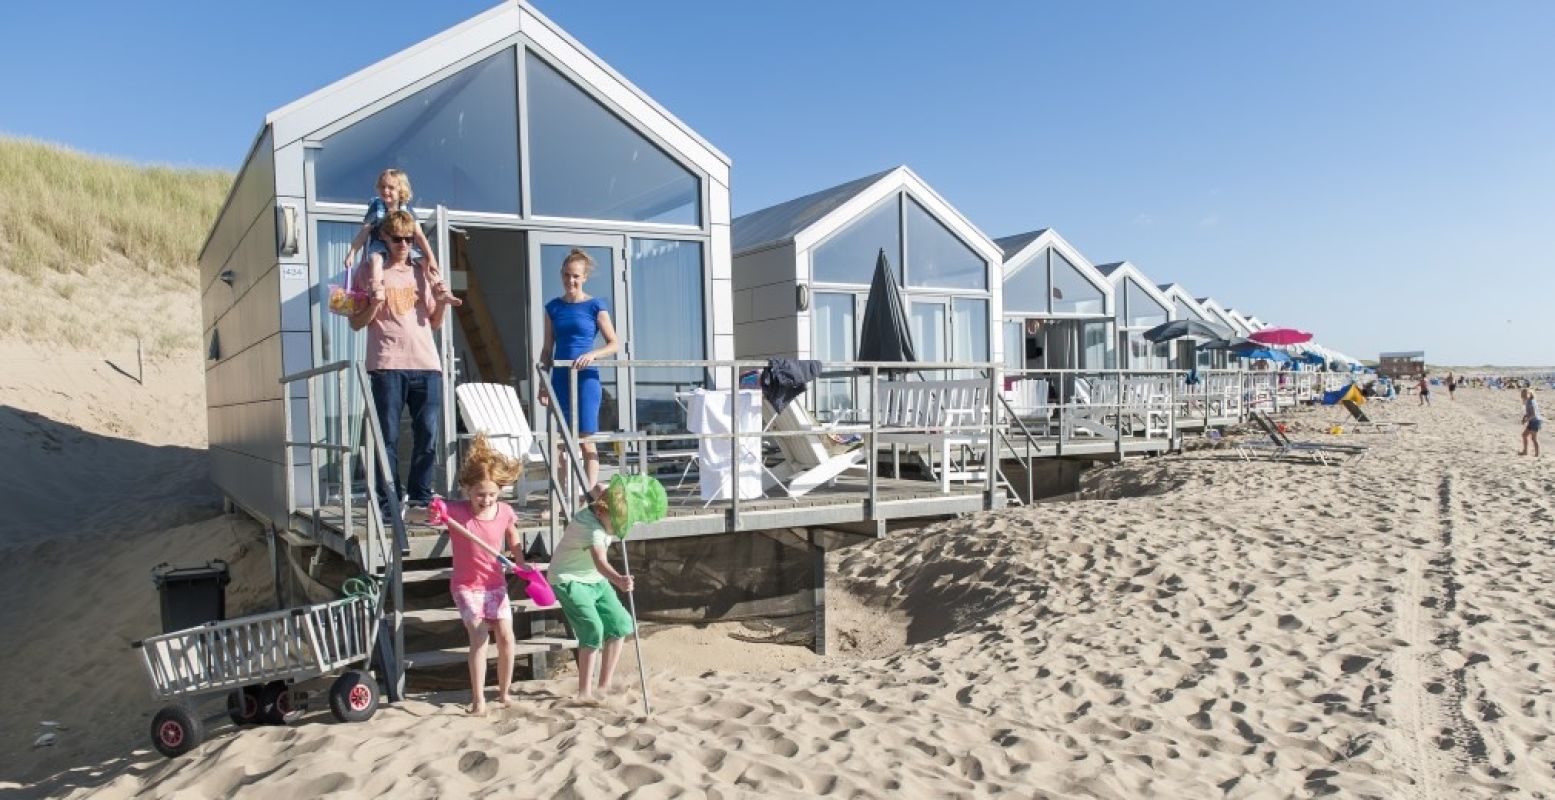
[{"x1": 279, "y1": 360, "x2": 406, "y2": 702}]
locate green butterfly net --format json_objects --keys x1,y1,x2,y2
[{"x1": 604, "y1": 474, "x2": 668, "y2": 540}]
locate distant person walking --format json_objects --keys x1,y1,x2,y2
[
  {"x1": 350, "y1": 210, "x2": 460, "y2": 519},
  {"x1": 1417, "y1": 375, "x2": 1431, "y2": 406},
  {"x1": 1519, "y1": 388, "x2": 1541, "y2": 457},
  {"x1": 1446, "y1": 372, "x2": 1457, "y2": 400},
  {"x1": 540, "y1": 248, "x2": 619, "y2": 503}
]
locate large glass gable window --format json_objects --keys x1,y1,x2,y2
[
  {"x1": 905, "y1": 198, "x2": 985, "y2": 290},
  {"x1": 1051, "y1": 251, "x2": 1103, "y2": 315},
  {"x1": 1002, "y1": 250, "x2": 1049, "y2": 314},
  {"x1": 812, "y1": 195, "x2": 900, "y2": 285},
  {"x1": 1125, "y1": 278, "x2": 1168, "y2": 328},
  {"x1": 526, "y1": 52, "x2": 700, "y2": 225},
  {"x1": 1173, "y1": 299, "x2": 1208, "y2": 323},
  {"x1": 316, "y1": 49, "x2": 519, "y2": 212}
]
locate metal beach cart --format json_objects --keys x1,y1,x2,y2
[{"x1": 132, "y1": 595, "x2": 381, "y2": 757}]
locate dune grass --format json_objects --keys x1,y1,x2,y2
[{"x1": 0, "y1": 137, "x2": 231, "y2": 355}]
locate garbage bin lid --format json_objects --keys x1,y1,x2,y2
[{"x1": 151, "y1": 560, "x2": 231, "y2": 587}]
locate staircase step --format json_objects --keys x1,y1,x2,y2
[
  {"x1": 401, "y1": 563, "x2": 549, "y2": 584},
  {"x1": 405, "y1": 637, "x2": 577, "y2": 670},
  {"x1": 404, "y1": 600, "x2": 559, "y2": 625}
]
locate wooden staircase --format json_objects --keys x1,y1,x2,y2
[{"x1": 397, "y1": 557, "x2": 577, "y2": 680}]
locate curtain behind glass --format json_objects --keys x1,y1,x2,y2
[
  {"x1": 813, "y1": 292, "x2": 857, "y2": 422},
  {"x1": 630, "y1": 239, "x2": 705, "y2": 437},
  {"x1": 316, "y1": 222, "x2": 370, "y2": 503}
]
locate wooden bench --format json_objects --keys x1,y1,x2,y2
[{"x1": 873, "y1": 379, "x2": 994, "y2": 491}]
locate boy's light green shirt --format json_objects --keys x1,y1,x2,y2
[{"x1": 550, "y1": 508, "x2": 610, "y2": 584}]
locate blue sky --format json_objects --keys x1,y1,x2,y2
[{"x1": 4, "y1": 1, "x2": 1552, "y2": 365}]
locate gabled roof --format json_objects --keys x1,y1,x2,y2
[
  {"x1": 1095, "y1": 261, "x2": 1175, "y2": 320},
  {"x1": 1157, "y1": 283, "x2": 1213, "y2": 322},
  {"x1": 732, "y1": 165, "x2": 1004, "y2": 268},
  {"x1": 1195, "y1": 297, "x2": 1244, "y2": 332},
  {"x1": 1222, "y1": 308, "x2": 1256, "y2": 336},
  {"x1": 731, "y1": 168, "x2": 894, "y2": 254},
  {"x1": 993, "y1": 229, "x2": 1049, "y2": 260},
  {"x1": 994, "y1": 227, "x2": 1113, "y2": 315},
  {"x1": 262, "y1": 0, "x2": 728, "y2": 180}
]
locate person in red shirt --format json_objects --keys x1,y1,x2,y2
[{"x1": 442, "y1": 435, "x2": 525, "y2": 715}]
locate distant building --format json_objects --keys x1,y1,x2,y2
[{"x1": 1378, "y1": 351, "x2": 1426, "y2": 381}]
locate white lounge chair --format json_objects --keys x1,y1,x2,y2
[
  {"x1": 765, "y1": 401, "x2": 867, "y2": 498},
  {"x1": 454, "y1": 382, "x2": 548, "y2": 504}
]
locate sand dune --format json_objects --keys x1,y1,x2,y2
[{"x1": 7, "y1": 373, "x2": 1554, "y2": 797}]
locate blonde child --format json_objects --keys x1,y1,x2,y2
[
  {"x1": 442, "y1": 434, "x2": 525, "y2": 714},
  {"x1": 550, "y1": 475, "x2": 664, "y2": 702},
  {"x1": 343, "y1": 169, "x2": 454, "y2": 304}
]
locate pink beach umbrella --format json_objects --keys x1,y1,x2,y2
[{"x1": 1248, "y1": 327, "x2": 1313, "y2": 346}]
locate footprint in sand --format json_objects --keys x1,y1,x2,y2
[{"x1": 457, "y1": 750, "x2": 498, "y2": 782}]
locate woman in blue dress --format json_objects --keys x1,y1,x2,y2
[{"x1": 541, "y1": 249, "x2": 619, "y2": 501}]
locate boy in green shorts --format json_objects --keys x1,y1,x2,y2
[{"x1": 551, "y1": 474, "x2": 665, "y2": 701}]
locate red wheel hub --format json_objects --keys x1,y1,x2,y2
[
  {"x1": 349, "y1": 684, "x2": 372, "y2": 711},
  {"x1": 159, "y1": 721, "x2": 184, "y2": 747}
]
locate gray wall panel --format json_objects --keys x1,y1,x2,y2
[
  {"x1": 735, "y1": 317, "x2": 799, "y2": 359},
  {"x1": 731, "y1": 242, "x2": 793, "y2": 293},
  {"x1": 206, "y1": 334, "x2": 282, "y2": 407},
  {"x1": 200, "y1": 129, "x2": 276, "y2": 292},
  {"x1": 208, "y1": 399, "x2": 285, "y2": 464},
  {"x1": 210, "y1": 447, "x2": 286, "y2": 528}
]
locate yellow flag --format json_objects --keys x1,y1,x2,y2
[{"x1": 1343, "y1": 384, "x2": 1365, "y2": 406}]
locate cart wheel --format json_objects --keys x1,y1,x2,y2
[
  {"x1": 261, "y1": 680, "x2": 302, "y2": 725},
  {"x1": 329, "y1": 670, "x2": 380, "y2": 723},
  {"x1": 151, "y1": 706, "x2": 203, "y2": 758},
  {"x1": 227, "y1": 685, "x2": 263, "y2": 726}
]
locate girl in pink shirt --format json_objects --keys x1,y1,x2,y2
[{"x1": 444, "y1": 435, "x2": 526, "y2": 715}]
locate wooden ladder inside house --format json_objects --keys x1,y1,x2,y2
[{"x1": 449, "y1": 231, "x2": 515, "y2": 385}]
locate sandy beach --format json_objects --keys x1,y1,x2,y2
[{"x1": 2, "y1": 348, "x2": 1550, "y2": 798}]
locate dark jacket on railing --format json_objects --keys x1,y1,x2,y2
[{"x1": 759, "y1": 358, "x2": 824, "y2": 413}]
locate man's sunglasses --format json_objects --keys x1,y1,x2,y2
[{"x1": 388, "y1": 235, "x2": 415, "y2": 244}]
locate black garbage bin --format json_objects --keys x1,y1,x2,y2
[{"x1": 151, "y1": 560, "x2": 230, "y2": 633}]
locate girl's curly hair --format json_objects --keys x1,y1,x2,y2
[{"x1": 458, "y1": 433, "x2": 522, "y2": 488}]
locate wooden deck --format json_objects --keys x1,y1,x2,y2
[{"x1": 294, "y1": 474, "x2": 997, "y2": 561}]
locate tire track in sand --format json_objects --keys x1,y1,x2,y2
[{"x1": 1386, "y1": 469, "x2": 1488, "y2": 799}]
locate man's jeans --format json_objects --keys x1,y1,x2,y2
[{"x1": 369, "y1": 369, "x2": 442, "y2": 516}]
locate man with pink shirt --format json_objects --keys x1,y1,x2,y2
[{"x1": 350, "y1": 210, "x2": 459, "y2": 519}]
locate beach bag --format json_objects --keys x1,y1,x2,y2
[{"x1": 327, "y1": 284, "x2": 370, "y2": 317}]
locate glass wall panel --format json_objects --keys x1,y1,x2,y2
[
  {"x1": 905, "y1": 198, "x2": 985, "y2": 290},
  {"x1": 1051, "y1": 251, "x2": 1104, "y2": 315},
  {"x1": 630, "y1": 239, "x2": 705, "y2": 436},
  {"x1": 315, "y1": 222, "x2": 370, "y2": 504},
  {"x1": 952, "y1": 298, "x2": 988, "y2": 364},
  {"x1": 910, "y1": 301, "x2": 947, "y2": 362},
  {"x1": 1173, "y1": 299, "x2": 1208, "y2": 323},
  {"x1": 539, "y1": 243, "x2": 619, "y2": 431},
  {"x1": 812, "y1": 195, "x2": 900, "y2": 285},
  {"x1": 812, "y1": 292, "x2": 857, "y2": 421},
  {"x1": 1084, "y1": 320, "x2": 1114, "y2": 369},
  {"x1": 317, "y1": 49, "x2": 519, "y2": 212},
  {"x1": 526, "y1": 52, "x2": 700, "y2": 225},
  {"x1": 1124, "y1": 278, "x2": 1168, "y2": 328},
  {"x1": 1003, "y1": 320, "x2": 1024, "y2": 371},
  {"x1": 1002, "y1": 250, "x2": 1049, "y2": 315}
]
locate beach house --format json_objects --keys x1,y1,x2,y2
[
  {"x1": 995, "y1": 228, "x2": 1115, "y2": 373},
  {"x1": 731, "y1": 166, "x2": 1005, "y2": 420},
  {"x1": 1095, "y1": 262, "x2": 1175, "y2": 370},
  {"x1": 199, "y1": 1, "x2": 734, "y2": 529}
]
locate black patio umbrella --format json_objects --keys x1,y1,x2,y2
[
  {"x1": 1197, "y1": 336, "x2": 1253, "y2": 351},
  {"x1": 856, "y1": 248, "x2": 917, "y2": 374},
  {"x1": 1143, "y1": 319, "x2": 1232, "y2": 344}
]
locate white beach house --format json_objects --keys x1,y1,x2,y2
[{"x1": 995, "y1": 228, "x2": 1116, "y2": 372}]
